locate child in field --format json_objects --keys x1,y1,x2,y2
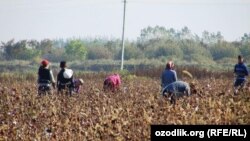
[
  {"x1": 103, "y1": 74, "x2": 121, "y2": 92},
  {"x1": 162, "y1": 81, "x2": 191, "y2": 104},
  {"x1": 233, "y1": 55, "x2": 249, "y2": 95},
  {"x1": 73, "y1": 78, "x2": 84, "y2": 93},
  {"x1": 161, "y1": 61, "x2": 177, "y2": 89}
]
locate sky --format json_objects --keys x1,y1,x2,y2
[{"x1": 0, "y1": 0, "x2": 250, "y2": 42}]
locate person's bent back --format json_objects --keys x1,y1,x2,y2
[
  {"x1": 103, "y1": 74, "x2": 121, "y2": 92},
  {"x1": 73, "y1": 78, "x2": 84, "y2": 93},
  {"x1": 162, "y1": 81, "x2": 191, "y2": 98}
]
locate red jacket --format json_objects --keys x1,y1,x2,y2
[{"x1": 105, "y1": 74, "x2": 121, "y2": 87}]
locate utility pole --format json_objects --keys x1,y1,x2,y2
[{"x1": 121, "y1": 0, "x2": 126, "y2": 70}]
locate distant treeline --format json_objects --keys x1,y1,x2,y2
[{"x1": 0, "y1": 26, "x2": 249, "y2": 65}]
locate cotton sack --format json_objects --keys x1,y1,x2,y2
[{"x1": 63, "y1": 69, "x2": 73, "y2": 79}]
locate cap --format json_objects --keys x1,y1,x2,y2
[{"x1": 41, "y1": 59, "x2": 49, "y2": 67}]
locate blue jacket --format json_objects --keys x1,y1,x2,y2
[
  {"x1": 161, "y1": 69, "x2": 177, "y2": 88},
  {"x1": 234, "y1": 63, "x2": 249, "y2": 80}
]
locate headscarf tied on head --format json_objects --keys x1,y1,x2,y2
[{"x1": 166, "y1": 61, "x2": 174, "y2": 70}]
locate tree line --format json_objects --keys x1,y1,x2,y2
[{"x1": 0, "y1": 26, "x2": 249, "y2": 65}]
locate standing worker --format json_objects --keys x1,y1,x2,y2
[
  {"x1": 37, "y1": 59, "x2": 56, "y2": 95},
  {"x1": 161, "y1": 60, "x2": 177, "y2": 89},
  {"x1": 57, "y1": 61, "x2": 74, "y2": 95},
  {"x1": 234, "y1": 55, "x2": 249, "y2": 95}
]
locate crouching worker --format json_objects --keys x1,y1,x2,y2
[
  {"x1": 57, "y1": 61, "x2": 74, "y2": 96},
  {"x1": 233, "y1": 55, "x2": 249, "y2": 95},
  {"x1": 103, "y1": 74, "x2": 121, "y2": 92},
  {"x1": 37, "y1": 59, "x2": 56, "y2": 95},
  {"x1": 162, "y1": 81, "x2": 191, "y2": 104},
  {"x1": 73, "y1": 78, "x2": 84, "y2": 93}
]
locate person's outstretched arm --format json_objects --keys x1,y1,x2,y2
[
  {"x1": 173, "y1": 71, "x2": 178, "y2": 81},
  {"x1": 49, "y1": 70, "x2": 56, "y2": 88},
  {"x1": 244, "y1": 64, "x2": 249, "y2": 76}
]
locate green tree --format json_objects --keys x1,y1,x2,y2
[
  {"x1": 137, "y1": 26, "x2": 168, "y2": 50},
  {"x1": 1, "y1": 39, "x2": 15, "y2": 60},
  {"x1": 239, "y1": 33, "x2": 250, "y2": 60},
  {"x1": 201, "y1": 31, "x2": 224, "y2": 46},
  {"x1": 43, "y1": 48, "x2": 66, "y2": 62},
  {"x1": 209, "y1": 41, "x2": 239, "y2": 60},
  {"x1": 104, "y1": 39, "x2": 121, "y2": 58},
  {"x1": 179, "y1": 39, "x2": 212, "y2": 62},
  {"x1": 1, "y1": 39, "x2": 40, "y2": 60},
  {"x1": 14, "y1": 40, "x2": 40, "y2": 60},
  {"x1": 145, "y1": 40, "x2": 183, "y2": 59},
  {"x1": 117, "y1": 42, "x2": 143, "y2": 60},
  {"x1": 241, "y1": 33, "x2": 250, "y2": 43},
  {"x1": 65, "y1": 40, "x2": 87, "y2": 61},
  {"x1": 38, "y1": 39, "x2": 53, "y2": 55},
  {"x1": 87, "y1": 46, "x2": 113, "y2": 60}
]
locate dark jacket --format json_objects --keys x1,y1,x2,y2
[
  {"x1": 57, "y1": 68, "x2": 74, "y2": 90},
  {"x1": 38, "y1": 66, "x2": 55, "y2": 84},
  {"x1": 234, "y1": 63, "x2": 249, "y2": 80}
]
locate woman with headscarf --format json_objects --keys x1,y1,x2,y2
[
  {"x1": 161, "y1": 60, "x2": 177, "y2": 89},
  {"x1": 103, "y1": 74, "x2": 121, "y2": 92}
]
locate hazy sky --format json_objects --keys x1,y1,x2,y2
[{"x1": 0, "y1": 0, "x2": 250, "y2": 42}]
